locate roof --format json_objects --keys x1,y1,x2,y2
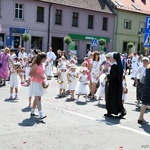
[
  {"x1": 37, "y1": 0, "x2": 114, "y2": 14},
  {"x1": 111, "y1": 0, "x2": 150, "y2": 15}
]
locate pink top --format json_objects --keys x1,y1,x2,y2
[
  {"x1": 31, "y1": 64, "x2": 45, "y2": 83},
  {"x1": 86, "y1": 59, "x2": 92, "y2": 80}
]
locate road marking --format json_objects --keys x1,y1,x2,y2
[{"x1": 61, "y1": 109, "x2": 150, "y2": 137}]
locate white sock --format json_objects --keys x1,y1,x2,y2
[
  {"x1": 39, "y1": 110, "x2": 43, "y2": 118},
  {"x1": 31, "y1": 109, "x2": 35, "y2": 114}
]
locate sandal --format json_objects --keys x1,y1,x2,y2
[
  {"x1": 136, "y1": 104, "x2": 141, "y2": 108},
  {"x1": 137, "y1": 120, "x2": 148, "y2": 124}
]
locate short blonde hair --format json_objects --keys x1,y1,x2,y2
[{"x1": 4, "y1": 47, "x2": 10, "y2": 53}]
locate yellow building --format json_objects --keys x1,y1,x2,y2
[{"x1": 107, "y1": 0, "x2": 150, "y2": 54}]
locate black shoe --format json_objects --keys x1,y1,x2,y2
[
  {"x1": 104, "y1": 114, "x2": 112, "y2": 117},
  {"x1": 31, "y1": 113, "x2": 39, "y2": 117},
  {"x1": 40, "y1": 115, "x2": 47, "y2": 119},
  {"x1": 88, "y1": 93, "x2": 91, "y2": 97},
  {"x1": 119, "y1": 110, "x2": 127, "y2": 118}
]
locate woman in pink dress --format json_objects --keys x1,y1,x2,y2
[{"x1": 0, "y1": 48, "x2": 10, "y2": 86}]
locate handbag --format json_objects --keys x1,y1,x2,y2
[{"x1": 42, "y1": 82, "x2": 49, "y2": 89}]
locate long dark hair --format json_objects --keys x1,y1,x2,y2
[
  {"x1": 32, "y1": 52, "x2": 47, "y2": 66},
  {"x1": 93, "y1": 51, "x2": 100, "y2": 61}
]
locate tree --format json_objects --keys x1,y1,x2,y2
[
  {"x1": 64, "y1": 36, "x2": 72, "y2": 57},
  {"x1": 99, "y1": 38, "x2": 106, "y2": 52},
  {"x1": 127, "y1": 42, "x2": 134, "y2": 54},
  {"x1": 21, "y1": 33, "x2": 31, "y2": 50},
  {"x1": 127, "y1": 42, "x2": 134, "y2": 49},
  {"x1": 22, "y1": 33, "x2": 31, "y2": 42},
  {"x1": 99, "y1": 38, "x2": 106, "y2": 46}
]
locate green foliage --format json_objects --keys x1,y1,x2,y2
[
  {"x1": 64, "y1": 36, "x2": 72, "y2": 45},
  {"x1": 127, "y1": 42, "x2": 134, "y2": 49},
  {"x1": 99, "y1": 38, "x2": 106, "y2": 46},
  {"x1": 22, "y1": 33, "x2": 31, "y2": 42}
]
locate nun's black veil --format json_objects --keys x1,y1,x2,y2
[{"x1": 113, "y1": 52, "x2": 123, "y2": 76}]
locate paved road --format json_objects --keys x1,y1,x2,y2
[{"x1": 0, "y1": 73, "x2": 150, "y2": 150}]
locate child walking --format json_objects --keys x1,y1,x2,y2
[
  {"x1": 95, "y1": 68, "x2": 107, "y2": 104},
  {"x1": 122, "y1": 74, "x2": 128, "y2": 106},
  {"x1": 75, "y1": 67, "x2": 90, "y2": 102},
  {"x1": 9, "y1": 62, "x2": 24, "y2": 100},
  {"x1": 67, "y1": 64, "x2": 78, "y2": 100},
  {"x1": 58, "y1": 65, "x2": 68, "y2": 97}
]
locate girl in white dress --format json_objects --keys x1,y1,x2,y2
[
  {"x1": 58, "y1": 65, "x2": 68, "y2": 97},
  {"x1": 9, "y1": 63, "x2": 24, "y2": 100},
  {"x1": 95, "y1": 68, "x2": 107, "y2": 104},
  {"x1": 122, "y1": 75, "x2": 127, "y2": 106},
  {"x1": 75, "y1": 67, "x2": 90, "y2": 102},
  {"x1": 67, "y1": 65, "x2": 78, "y2": 100},
  {"x1": 90, "y1": 51, "x2": 102, "y2": 99}
]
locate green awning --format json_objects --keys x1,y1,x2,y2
[{"x1": 68, "y1": 33, "x2": 110, "y2": 42}]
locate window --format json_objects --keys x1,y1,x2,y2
[
  {"x1": 88, "y1": 15, "x2": 94, "y2": 29},
  {"x1": 72, "y1": 12, "x2": 78, "y2": 27},
  {"x1": 0, "y1": 34, "x2": 4, "y2": 49},
  {"x1": 31, "y1": 36, "x2": 43, "y2": 50},
  {"x1": 123, "y1": 42, "x2": 128, "y2": 52},
  {"x1": 124, "y1": 20, "x2": 131, "y2": 29},
  {"x1": 55, "y1": 9, "x2": 62, "y2": 25},
  {"x1": 102, "y1": 17, "x2": 108, "y2": 30},
  {"x1": 37, "y1": 6, "x2": 44, "y2": 22},
  {"x1": 139, "y1": 22, "x2": 145, "y2": 33},
  {"x1": 15, "y1": 3, "x2": 23, "y2": 19}
]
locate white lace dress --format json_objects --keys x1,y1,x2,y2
[
  {"x1": 75, "y1": 74, "x2": 90, "y2": 95},
  {"x1": 91, "y1": 61, "x2": 101, "y2": 83},
  {"x1": 68, "y1": 71, "x2": 78, "y2": 91},
  {"x1": 59, "y1": 71, "x2": 68, "y2": 89},
  {"x1": 95, "y1": 73, "x2": 106, "y2": 99},
  {"x1": 10, "y1": 70, "x2": 21, "y2": 89}
]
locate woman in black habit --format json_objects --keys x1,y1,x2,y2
[{"x1": 105, "y1": 52, "x2": 126, "y2": 118}]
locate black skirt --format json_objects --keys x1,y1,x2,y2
[
  {"x1": 136, "y1": 79, "x2": 144, "y2": 100},
  {"x1": 142, "y1": 68, "x2": 150, "y2": 105}
]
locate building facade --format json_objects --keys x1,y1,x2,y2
[
  {"x1": 107, "y1": 0, "x2": 150, "y2": 54},
  {"x1": 0, "y1": 0, "x2": 115, "y2": 60}
]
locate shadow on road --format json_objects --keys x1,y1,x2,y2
[
  {"x1": 4, "y1": 98, "x2": 18, "y2": 103},
  {"x1": 89, "y1": 98, "x2": 97, "y2": 102},
  {"x1": 76, "y1": 101, "x2": 87, "y2": 105},
  {"x1": 94, "y1": 103, "x2": 106, "y2": 109},
  {"x1": 139, "y1": 124, "x2": 150, "y2": 134},
  {"x1": 18, "y1": 116, "x2": 46, "y2": 127},
  {"x1": 65, "y1": 98, "x2": 75, "y2": 102},
  {"x1": 104, "y1": 116, "x2": 122, "y2": 125},
  {"x1": 21, "y1": 107, "x2": 31, "y2": 112},
  {"x1": 125, "y1": 102, "x2": 136, "y2": 106}
]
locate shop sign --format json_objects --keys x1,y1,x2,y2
[{"x1": 10, "y1": 27, "x2": 29, "y2": 34}]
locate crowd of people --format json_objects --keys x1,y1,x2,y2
[{"x1": 0, "y1": 46, "x2": 150, "y2": 123}]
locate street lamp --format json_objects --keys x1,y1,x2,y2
[{"x1": 137, "y1": 30, "x2": 142, "y2": 55}]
